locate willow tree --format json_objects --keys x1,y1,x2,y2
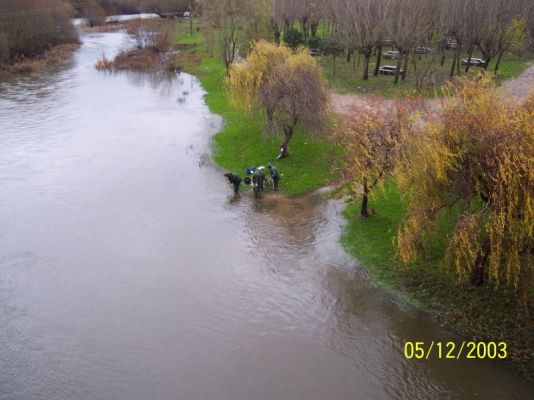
[
  {"x1": 335, "y1": 99, "x2": 416, "y2": 218},
  {"x1": 227, "y1": 41, "x2": 329, "y2": 158},
  {"x1": 396, "y1": 77, "x2": 534, "y2": 299}
]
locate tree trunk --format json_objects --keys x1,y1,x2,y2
[
  {"x1": 347, "y1": 48, "x2": 352, "y2": 63},
  {"x1": 393, "y1": 52, "x2": 403, "y2": 84},
  {"x1": 360, "y1": 181, "x2": 370, "y2": 218},
  {"x1": 374, "y1": 46, "x2": 382, "y2": 76},
  {"x1": 300, "y1": 18, "x2": 308, "y2": 40},
  {"x1": 401, "y1": 51, "x2": 409, "y2": 81},
  {"x1": 333, "y1": 56, "x2": 336, "y2": 75},
  {"x1": 465, "y1": 48, "x2": 473, "y2": 73},
  {"x1": 440, "y1": 52, "x2": 445, "y2": 66},
  {"x1": 494, "y1": 50, "x2": 504, "y2": 74},
  {"x1": 450, "y1": 49, "x2": 457, "y2": 77},
  {"x1": 483, "y1": 56, "x2": 491, "y2": 70},
  {"x1": 278, "y1": 128, "x2": 293, "y2": 159},
  {"x1": 274, "y1": 30, "x2": 280, "y2": 45},
  {"x1": 469, "y1": 239, "x2": 490, "y2": 286},
  {"x1": 362, "y1": 53, "x2": 371, "y2": 80},
  {"x1": 456, "y1": 49, "x2": 461, "y2": 74},
  {"x1": 310, "y1": 22, "x2": 319, "y2": 37}
]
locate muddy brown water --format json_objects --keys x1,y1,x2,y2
[{"x1": 0, "y1": 31, "x2": 533, "y2": 400}]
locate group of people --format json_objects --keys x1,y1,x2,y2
[{"x1": 224, "y1": 163, "x2": 280, "y2": 198}]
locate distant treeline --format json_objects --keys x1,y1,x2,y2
[
  {"x1": 72, "y1": 0, "x2": 191, "y2": 18},
  {"x1": 0, "y1": 1, "x2": 193, "y2": 64}
]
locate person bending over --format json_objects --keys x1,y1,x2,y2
[
  {"x1": 267, "y1": 163, "x2": 280, "y2": 191},
  {"x1": 224, "y1": 172, "x2": 242, "y2": 195}
]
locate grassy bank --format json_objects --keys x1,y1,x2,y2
[
  {"x1": 172, "y1": 21, "x2": 339, "y2": 196},
  {"x1": 341, "y1": 183, "x2": 534, "y2": 381}
]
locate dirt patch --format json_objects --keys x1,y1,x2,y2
[
  {"x1": 331, "y1": 66, "x2": 534, "y2": 114},
  {"x1": 501, "y1": 64, "x2": 534, "y2": 99}
]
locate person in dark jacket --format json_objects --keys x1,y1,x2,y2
[
  {"x1": 224, "y1": 172, "x2": 242, "y2": 195},
  {"x1": 251, "y1": 168, "x2": 265, "y2": 198},
  {"x1": 267, "y1": 163, "x2": 280, "y2": 191}
]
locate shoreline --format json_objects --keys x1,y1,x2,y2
[{"x1": 0, "y1": 43, "x2": 80, "y2": 75}]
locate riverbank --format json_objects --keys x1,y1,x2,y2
[
  {"x1": 171, "y1": 23, "x2": 340, "y2": 196},
  {"x1": 169, "y1": 20, "x2": 533, "y2": 382},
  {"x1": 0, "y1": 43, "x2": 80, "y2": 74},
  {"x1": 341, "y1": 184, "x2": 534, "y2": 382}
]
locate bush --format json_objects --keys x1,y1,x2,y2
[
  {"x1": 0, "y1": 0, "x2": 79, "y2": 62},
  {"x1": 284, "y1": 28, "x2": 304, "y2": 50},
  {"x1": 308, "y1": 36, "x2": 322, "y2": 50},
  {"x1": 129, "y1": 20, "x2": 170, "y2": 52}
]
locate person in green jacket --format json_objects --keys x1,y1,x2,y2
[
  {"x1": 251, "y1": 168, "x2": 265, "y2": 198},
  {"x1": 224, "y1": 172, "x2": 242, "y2": 195},
  {"x1": 267, "y1": 163, "x2": 280, "y2": 191}
]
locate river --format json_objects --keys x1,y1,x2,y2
[{"x1": 0, "y1": 31, "x2": 532, "y2": 400}]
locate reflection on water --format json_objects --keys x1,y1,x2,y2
[{"x1": 0, "y1": 31, "x2": 533, "y2": 400}]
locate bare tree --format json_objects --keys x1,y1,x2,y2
[
  {"x1": 332, "y1": 0, "x2": 389, "y2": 81},
  {"x1": 386, "y1": 0, "x2": 431, "y2": 84},
  {"x1": 201, "y1": 0, "x2": 270, "y2": 74}
]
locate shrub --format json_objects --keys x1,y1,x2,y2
[
  {"x1": 284, "y1": 28, "x2": 304, "y2": 50},
  {"x1": 0, "y1": 0, "x2": 79, "y2": 63},
  {"x1": 308, "y1": 36, "x2": 322, "y2": 50}
]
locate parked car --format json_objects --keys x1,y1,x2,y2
[
  {"x1": 383, "y1": 50, "x2": 400, "y2": 59},
  {"x1": 415, "y1": 46, "x2": 433, "y2": 54},
  {"x1": 461, "y1": 57, "x2": 485, "y2": 66},
  {"x1": 445, "y1": 39, "x2": 457, "y2": 49},
  {"x1": 378, "y1": 65, "x2": 404, "y2": 76}
]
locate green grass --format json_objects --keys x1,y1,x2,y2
[
  {"x1": 341, "y1": 184, "x2": 404, "y2": 286},
  {"x1": 173, "y1": 20, "x2": 339, "y2": 196}
]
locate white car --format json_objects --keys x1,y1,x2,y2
[
  {"x1": 415, "y1": 46, "x2": 433, "y2": 54},
  {"x1": 379, "y1": 65, "x2": 404, "y2": 76},
  {"x1": 461, "y1": 57, "x2": 486, "y2": 67}
]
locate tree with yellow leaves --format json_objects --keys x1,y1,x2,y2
[
  {"x1": 335, "y1": 99, "x2": 418, "y2": 218},
  {"x1": 227, "y1": 41, "x2": 330, "y2": 158},
  {"x1": 396, "y1": 76, "x2": 533, "y2": 301}
]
